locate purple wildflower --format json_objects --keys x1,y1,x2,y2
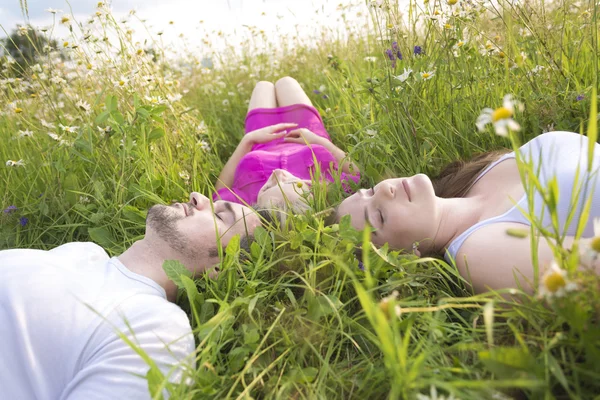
[
  {"x1": 358, "y1": 261, "x2": 365, "y2": 271},
  {"x1": 413, "y1": 45, "x2": 422, "y2": 55},
  {"x1": 576, "y1": 94, "x2": 585, "y2": 101},
  {"x1": 19, "y1": 217, "x2": 28, "y2": 227},
  {"x1": 3, "y1": 205, "x2": 17, "y2": 213},
  {"x1": 322, "y1": 94, "x2": 329, "y2": 100},
  {"x1": 313, "y1": 89, "x2": 321, "y2": 95},
  {"x1": 385, "y1": 49, "x2": 397, "y2": 68},
  {"x1": 392, "y1": 41, "x2": 402, "y2": 60}
]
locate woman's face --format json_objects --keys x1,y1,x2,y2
[
  {"x1": 256, "y1": 169, "x2": 312, "y2": 208},
  {"x1": 336, "y1": 174, "x2": 439, "y2": 251}
]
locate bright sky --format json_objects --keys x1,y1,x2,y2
[{"x1": 0, "y1": 0, "x2": 371, "y2": 55}]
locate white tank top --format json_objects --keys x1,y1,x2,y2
[{"x1": 446, "y1": 131, "x2": 600, "y2": 262}]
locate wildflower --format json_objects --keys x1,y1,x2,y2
[
  {"x1": 50, "y1": 76, "x2": 66, "y2": 85},
  {"x1": 114, "y1": 77, "x2": 129, "y2": 88},
  {"x1": 76, "y1": 100, "x2": 92, "y2": 113},
  {"x1": 394, "y1": 67, "x2": 413, "y2": 82},
  {"x1": 413, "y1": 45, "x2": 423, "y2": 55},
  {"x1": 198, "y1": 140, "x2": 211, "y2": 151},
  {"x1": 3, "y1": 205, "x2": 17, "y2": 213},
  {"x1": 97, "y1": 126, "x2": 113, "y2": 135},
  {"x1": 79, "y1": 196, "x2": 91, "y2": 204},
  {"x1": 17, "y1": 26, "x2": 29, "y2": 36},
  {"x1": 420, "y1": 70, "x2": 435, "y2": 80},
  {"x1": 385, "y1": 49, "x2": 397, "y2": 68},
  {"x1": 40, "y1": 119, "x2": 54, "y2": 129},
  {"x1": 46, "y1": 8, "x2": 63, "y2": 13},
  {"x1": 379, "y1": 290, "x2": 399, "y2": 319},
  {"x1": 196, "y1": 121, "x2": 207, "y2": 133},
  {"x1": 59, "y1": 124, "x2": 79, "y2": 134},
  {"x1": 47, "y1": 132, "x2": 60, "y2": 141},
  {"x1": 476, "y1": 94, "x2": 523, "y2": 136},
  {"x1": 364, "y1": 56, "x2": 377, "y2": 63},
  {"x1": 222, "y1": 99, "x2": 230, "y2": 106},
  {"x1": 447, "y1": 0, "x2": 458, "y2": 5},
  {"x1": 18, "y1": 129, "x2": 33, "y2": 138},
  {"x1": 576, "y1": 94, "x2": 585, "y2": 101},
  {"x1": 179, "y1": 170, "x2": 190, "y2": 181},
  {"x1": 60, "y1": 14, "x2": 72, "y2": 26},
  {"x1": 391, "y1": 41, "x2": 402, "y2": 60},
  {"x1": 538, "y1": 261, "x2": 577, "y2": 299},
  {"x1": 579, "y1": 218, "x2": 600, "y2": 269},
  {"x1": 357, "y1": 260, "x2": 365, "y2": 271},
  {"x1": 145, "y1": 95, "x2": 166, "y2": 105},
  {"x1": 19, "y1": 217, "x2": 29, "y2": 227},
  {"x1": 365, "y1": 129, "x2": 377, "y2": 137},
  {"x1": 6, "y1": 159, "x2": 26, "y2": 167}
]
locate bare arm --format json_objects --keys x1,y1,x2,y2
[
  {"x1": 215, "y1": 123, "x2": 298, "y2": 190},
  {"x1": 283, "y1": 128, "x2": 360, "y2": 175},
  {"x1": 454, "y1": 222, "x2": 594, "y2": 294}
]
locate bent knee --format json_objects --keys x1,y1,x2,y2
[
  {"x1": 275, "y1": 76, "x2": 299, "y2": 88},
  {"x1": 254, "y1": 81, "x2": 275, "y2": 90}
]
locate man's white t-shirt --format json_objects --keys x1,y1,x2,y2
[{"x1": 0, "y1": 242, "x2": 195, "y2": 400}]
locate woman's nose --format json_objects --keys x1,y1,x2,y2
[
  {"x1": 376, "y1": 182, "x2": 395, "y2": 198},
  {"x1": 189, "y1": 192, "x2": 210, "y2": 210}
]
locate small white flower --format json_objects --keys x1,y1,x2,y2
[
  {"x1": 114, "y1": 77, "x2": 129, "y2": 88},
  {"x1": 538, "y1": 261, "x2": 578, "y2": 300},
  {"x1": 59, "y1": 124, "x2": 79, "y2": 134},
  {"x1": 75, "y1": 99, "x2": 92, "y2": 114},
  {"x1": 394, "y1": 67, "x2": 413, "y2": 82},
  {"x1": 222, "y1": 99, "x2": 230, "y2": 106},
  {"x1": 364, "y1": 56, "x2": 377, "y2": 63},
  {"x1": 179, "y1": 170, "x2": 190, "y2": 181},
  {"x1": 365, "y1": 129, "x2": 377, "y2": 137},
  {"x1": 17, "y1": 26, "x2": 29, "y2": 36},
  {"x1": 318, "y1": 84, "x2": 327, "y2": 92},
  {"x1": 60, "y1": 14, "x2": 72, "y2": 26},
  {"x1": 476, "y1": 94, "x2": 523, "y2": 137},
  {"x1": 198, "y1": 140, "x2": 210, "y2": 151},
  {"x1": 47, "y1": 132, "x2": 60, "y2": 141},
  {"x1": 167, "y1": 93, "x2": 182, "y2": 103},
  {"x1": 420, "y1": 70, "x2": 435, "y2": 80},
  {"x1": 97, "y1": 126, "x2": 112, "y2": 134},
  {"x1": 416, "y1": 385, "x2": 457, "y2": 400},
  {"x1": 144, "y1": 95, "x2": 166, "y2": 105},
  {"x1": 196, "y1": 121, "x2": 207, "y2": 133},
  {"x1": 50, "y1": 76, "x2": 66, "y2": 85},
  {"x1": 46, "y1": 8, "x2": 63, "y2": 14},
  {"x1": 6, "y1": 159, "x2": 25, "y2": 167},
  {"x1": 18, "y1": 129, "x2": 33, "y2": 138}
]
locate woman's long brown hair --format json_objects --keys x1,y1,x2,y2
[{"x1": 432, "y1": 149, "x2": 511, "y2": 199}]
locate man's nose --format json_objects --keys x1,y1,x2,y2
[{"x1": 189, "y1": 192, "x2": 209, "y2": 210}]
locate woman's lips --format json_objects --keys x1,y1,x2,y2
[{"x1": 402, "y1": 180, "x2": 411, "y2": 201}]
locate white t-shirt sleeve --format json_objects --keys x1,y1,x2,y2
[{"x1": 60, "y1": 295, "x2": 195, "y2": 400}]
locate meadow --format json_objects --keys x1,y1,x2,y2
[{"x1": 1, "y1": 0, "x2": 599, "y2": 398}]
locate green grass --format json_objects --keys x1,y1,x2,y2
[{"x1": 1, "y1": 0, "x2": 600, "y2": 398}]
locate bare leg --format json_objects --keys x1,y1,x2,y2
[
  {"x1": 248, "y1": 81, "x2": 277, "y2": 112},
  {"x1": 274, "y1": 76, "x2": 313, "y2": 107}
]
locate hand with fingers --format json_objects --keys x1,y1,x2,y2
[
  {"x1": 244, "y1": 123, "x2": 298, "y2": 145},
  {"x1": 283, "y1": 128, "x2": 326, "y2": 146}
]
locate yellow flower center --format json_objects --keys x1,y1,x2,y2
[
  {"x1": 448, "y1": 0, "x2": 458, "y2": 4},
  {"x1": 119, "y1": 80, "x2": 125, "y2": 86},
  {"x1": 498, "y1": 51, "x2": 506, "y2": 58},
  {"x1": 15, "y1": 108, "x2": 23, "y2": 113},
  {"x1": 61, "y1": 16, "x2": 70, "y2": 24},
  {"x1": 444, "y1": 24, "x2": 452, "y2": 29},
  {"x1": 492, "y1": 107, "x2": 512, "y2": 122},
  {"x1": 136, "y1": 49, "x2": 143, "y2": 55},
  {"x1": 87, "y1": 63, "x2": 93, "y2": 70},
  {"x1": 30, "y1": 93, "x2": 37, "y2": 98},
  {"x1": 543, "y1": 271, "x2": 566, "y2": 293},
  {"x1": 457, "y1": 41, "x2": 464, "y2": 47},
  {"x1": 63, "y1": 41, "x2": 69, "y2": 47},
  {"x1": 422, "y1": 73, "x2": 430, "y2": 79},
  {"x1": 591, "y1": 237, "x2": 600, "y2": 253}
]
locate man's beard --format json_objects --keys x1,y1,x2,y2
[{"x1": 146, "y1": 204, "x2": 196, "y2": 259}]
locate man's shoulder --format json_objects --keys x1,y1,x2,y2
[{"x1": 116, "y1": 293, "x2": 193, "y2": 335}]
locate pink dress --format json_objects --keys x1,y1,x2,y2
[{"x1": 212, "y1": 104, "x2": 360, "y2": 205}]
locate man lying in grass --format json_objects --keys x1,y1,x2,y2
[
  {"x1": 0, "y1": 192, "x2": 261, "y2": 399},
  {"x1": 336, "y1": 131, "x2": 600, "y2": 294},
  {"x1": 213, "y1": 76, "x2": 359, "y2": 213}
]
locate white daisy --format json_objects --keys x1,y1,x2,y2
[
  {"x1": 420, "y1": 70, "x2": 435, "y2": 80},
  {"x1": 6, "y1": 159, "x2": 26, "y2": 167},
  {"x1": 476, "y1": 94, "x2": 523, "y2": 137},
  {"x1": 58, "y1": 124, "x2": 79, "y2": 134},
  {"x1": 365, "y1": 129, "x2": 377, "y2": 137},
  {"x1": 364, "y1": 56, "x2": 378, "y2": 63},
  {"x1": 46, "y1": 8, "x2": 63, "y2": 13},
  {"x1": 76, "y1": 99, "x2": 92, "y2": 114},
  {"x1": 18, "y1": 129, "x2": 33, "y2": 138},
  {"x1": 538, "y1": 261, "x2": 578, "y2": 300}
]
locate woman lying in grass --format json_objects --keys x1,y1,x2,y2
[
  {"x1": 213, "y1": 76, "x2": 359, "y2": 212},
  {"x1": 336, "y1": 131, "x2": 600, "y2": 294}
]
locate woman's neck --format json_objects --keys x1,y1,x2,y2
[{"x1": 430, "y1": 196, "x2": 487, "y2": 253}]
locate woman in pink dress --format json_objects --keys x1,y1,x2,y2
[{"x1": 212, "y1": 76, "x2": 360, "y2": 211}]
